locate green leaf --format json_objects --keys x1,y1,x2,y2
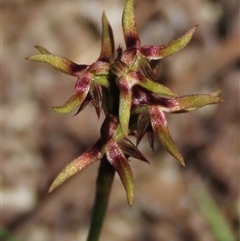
[
  {"x1": 192, "y1": 181, "x2": 235, "y2": 241},
  {"x1": 149, "y1": 106, "x2": 185, "y2": 166},
  {"x1": 139, "y1": 25, "x2": 198, "y2": 60},
  {"x1": 48, "y1": 140, "x2": 103, "y2": 193},
  {"x1": 122, "y1": 0, "x2": 140, "y2": 48},
  {"x1": 106, "y1": 140, "x2": 135, "y2": 206}
]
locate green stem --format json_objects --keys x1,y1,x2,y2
[{"x1": 86, "y1": 156, "x2": 115, "y2": 241}]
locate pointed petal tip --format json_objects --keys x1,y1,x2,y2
[
  {"x1": 187, "y1": 24, "x2": 198, "y2": 36},
  {"x1": 128, "y1": 196, "x2": 134, "y2": 206},
  {"x1": 34, "y1": 45, "x2": 51, "y2": 54},
  {"x1": 101, "y1": 11, "x2": 107, "y2": 21},
  {"x1": 47, "y1": 176, "x2": 63, "y2": 194},
  {"x1": 126, "y1": 183, "x2": 135, "y2": 206},
  {"x1": 48, "y1": 186, "x2": 54, "y2": 194},
  {"x1": 52, "y1": 106, "x2": 71, "y2": 114},
  {"x1": 210, "y1": 89, "x2": 225, "y2": 102},
  {"x1": 180, "y1": 159, "x2": 186, "y2": 167},
  {"x1": 125, "y1": 180, "x2": 135, "y2": 207},
  {"x1": 99, "y1": 11, "x2": 114, "y2": 62},
  {"x1": 193, "y1": 24, "x2": 199, "y2": 30},
  {"x1": 211, "y1": 89, "x2": 222, "y2": 96},
  {"x1": 175, "y1": 153, "x2": 185, "y2": 167}
]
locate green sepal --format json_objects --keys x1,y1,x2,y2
[
  {"x1": 138, "y1": 73, "x2": 179, "y2": 97},
  {"x1": 106, "y1": 140, "x2": 135, "y2": 206},
  {"x1": 53, "y1": 75, "x2": 91, "y2": 114},
  {"x1": 139, "y1": 25, "x2": 198, "y2": 60},
  {"x1": 149, "y1": 106, "x2": 185, "y2": 166},
  {"x1": 163, "y1": 94, "x2": 225, "y2": 112},
  {"x1": 122, "y1": 0, "x2": 140, "y2": 48},
  {"x1": 26, "y1": 47, "x2": 88, "y2": 76},
  {"x1": 99, "y1": 12, "x2": 114, "y2": 62},
  {"x1": 48, "y1": 139, "x2": 103, "y2": 193},
  {"x1": 118, "y1": 76, "x2": 136, "y2": 137}
]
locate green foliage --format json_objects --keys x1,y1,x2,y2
[
  {"x1": 192, "y1": 182, "x2": 235, "y2": 241},
  {"x1": 0, "y1": 227, "x2": 22, "y2": 241}
]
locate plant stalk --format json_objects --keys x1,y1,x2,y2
[{"x1": 86, "y1": 156, "x2": 115, "y2": 241}]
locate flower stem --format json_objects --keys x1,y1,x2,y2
[{"x1": 86, "y1": 156, "x2": 115, "y2": 241}]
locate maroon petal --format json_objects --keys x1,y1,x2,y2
[
  {"x1": 136, "y1": 112, "x2": 151, "y2": 146},
  {"x1": 118, "y1": 138, "x2": 149, "y2": 163},
  {"x1": 147, "y1": 131, "x2": 154, "y2": 151},
  {"x1": 89, "y1": 83, "x2": 103, "y2": 118}
]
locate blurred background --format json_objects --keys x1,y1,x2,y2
[{"x1": 2, "y1": 0, "x2": 239, "y2": 240}]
